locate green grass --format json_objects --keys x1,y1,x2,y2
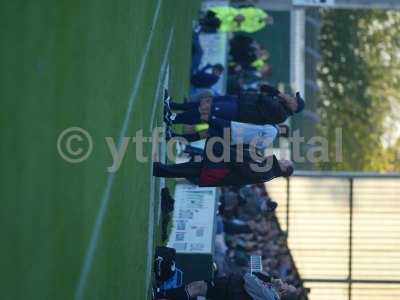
[{"x1": 0, "y1": 0, "x2": 199, "y2": 299}]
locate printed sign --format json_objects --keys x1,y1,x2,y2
[{"x1": 167, "y1": 184, "x2": 217, "y2": 254}]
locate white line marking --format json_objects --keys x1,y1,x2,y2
[
  {"x1": 74, "y1": 0, "x2": 163, "y2": 299},
  {"x1": 146, "y1": 28, "x2": 174, "y2": 290},
  {"x1": 149, "y1": 32, "x2": 173, "y2": 129},
  {"x1": 158, "y1": 63, "x2": 169, "y2": 224}
]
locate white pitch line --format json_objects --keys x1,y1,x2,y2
[
  {"x1": 146, "y1": 28, "x2": 174, "y2": 290},
  {"x1": 74, "y1": 0, "x2": 163, "y2": 299},
  {"x1": 158, "y1": 63, "x2": 169, "y2": 224},
  {"x1": 149, "y1": 31, "x2": 174, "y2": 128}
]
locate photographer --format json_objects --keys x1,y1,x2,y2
[{"x1": 155, "y1": 272, "x2": 298, "y2": 300}]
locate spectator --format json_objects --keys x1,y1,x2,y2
[
  {"x1": 191, "y1": 63, "x2": 224, "y2": 89},
  {"x1": 237, "y1": 186, "x2": 275, "y2": 221},
  {"x1": 155, "y1": 272, "x2": 297, "y2": 300},
  {"x1": 218, "y1": 185, "x2": 309, "y2": 299},
  {"x1": 230, "y1": 35, "x2": 260, "y2": 68}
]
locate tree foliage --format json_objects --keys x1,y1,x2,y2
[{"x1": 317, "y1": 9, "x2": 400, "y2": 171}]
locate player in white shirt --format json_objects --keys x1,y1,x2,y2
[{"x1": 171, "y1": 115, "x2": 287, "y2": 153}]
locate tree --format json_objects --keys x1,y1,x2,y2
[{"x1": 317, "y1": 9, "x2": 400, "y2": 171}]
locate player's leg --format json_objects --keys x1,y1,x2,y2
[
  {"x1": 170, "y1": 101, "x2": 200, "y2": 111},
  {"x1": 172, "y1": 130, "x2": 208, "y2": 142},
  {"x1": 153, "y1": 161, "x2": 203, "y2": 178}
]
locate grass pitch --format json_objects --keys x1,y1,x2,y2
[{"x1": 0, "y1": 0, "x2": 199, "y2": 299}]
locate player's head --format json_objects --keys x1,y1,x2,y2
[
  {"x1": 212, "y1": 63, "x2": 224, "y2": 76},
  {"x1": 280, "y1": 92, "x2": 305, "y2": 114}
]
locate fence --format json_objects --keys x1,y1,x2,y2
[{"x1": 266, "y1": 171, "x2": 400, "y2": 300}]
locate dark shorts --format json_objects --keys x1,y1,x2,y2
[
  {"x1": 212, "y1": 96, "x2": 239, "y2": 120},
  {"x1": 208, "y1": 116, "x2": 231, "y2": 137}
]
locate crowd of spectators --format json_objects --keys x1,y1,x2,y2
[
  {"x1": 227, "y1": 34, "x2": 273, "y2": 94},
  {"x1": 190, "y1": 5, "x2": 274, "y2": 96},
  {"x1": 214, "y1": 184, "x2": 309, "y2": 299}
]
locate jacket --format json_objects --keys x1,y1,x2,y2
[
  {"x1": 198, "y1": 139, "x2": 283, "y2": 187},
  {"x1": 237, "y1": 92, "x2": 291, "y2": 125},
  {"x1": 243, "y1": 273, "x2": 280, "y2": 300},
  {"x1": 207, "y1": 274, "x2": 253, "y2": 300},
  {"x1": 219, "y1": 153, "x2": 283, "y2": 186}
]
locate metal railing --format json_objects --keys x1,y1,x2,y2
[{"x1": 266, "y1": 171, "x2": 400, "y2": 300}]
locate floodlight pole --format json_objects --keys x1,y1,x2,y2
[{"x1": 290, "y1": 9, "x2": 305, "y2": 95}]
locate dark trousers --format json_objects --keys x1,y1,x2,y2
[
  {"x1": 171, "y1": 102, "x2": 201, "y2": 125},
  {"x1": 208, "y1": 116, "x2": 231, "y2": 137},
  {"x1": 153, "y1": 162, "x2": 202, "y2": 179},
  {"x1": 155, "y1": 287, "x2": 189, "y2": 300}
]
